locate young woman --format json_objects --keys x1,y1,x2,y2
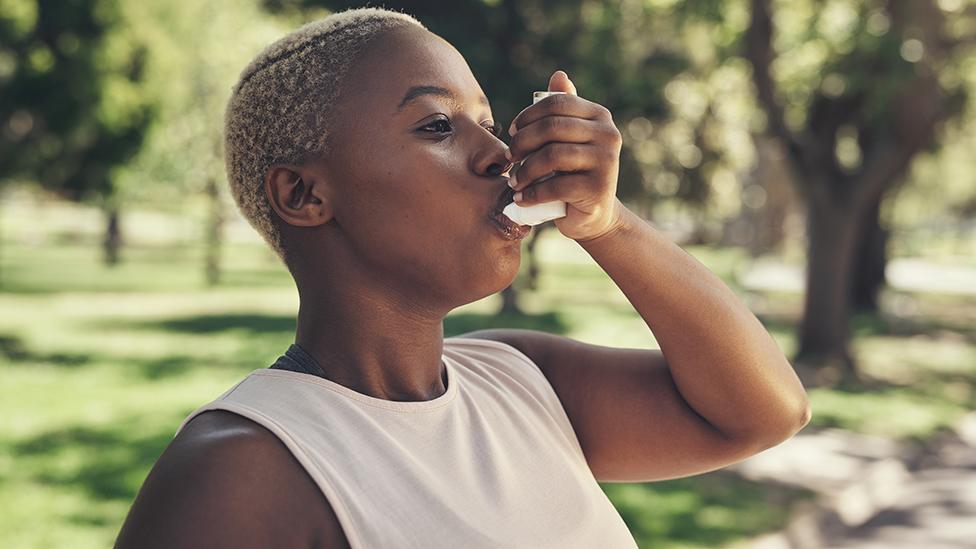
[{"x1": 115, "y1": 7, "x2": 810, "y2": 548}]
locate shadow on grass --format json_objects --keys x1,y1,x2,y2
[
  {"x1": 3, "y1": 309, "x2": 571, "y2": 380},
  {"x1": 104, "y1": 309, "x2": 569, "y2": 338},
  {"x1": 0, "y1": 333, "x2": 90, "y2": 367},
  {"x1": 105, "y1": 313, "x2": 297, "y2": 334},
  {"x1": 755, "y1": 309, "x2": 976, "y2": 345},
  {"x1": 0, "y1": 332, "x2": 240, "y2": 380},
  {"x1": 128, "y1": 355, "x2": 200, "y2": 380},
  {"x1": 8, "y1": 415, "x2": 181, "y2": 527},
  {"x1": 850, "y1": 311, "x2": 976, "y2": 343}
]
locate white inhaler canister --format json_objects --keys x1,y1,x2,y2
[{"x1": 501, "y1": 91, "x2": 569, "y2": 227}]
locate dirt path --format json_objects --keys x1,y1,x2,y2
[{"x1": 728, "y1": 414, "x2": 976, "y2": 548}]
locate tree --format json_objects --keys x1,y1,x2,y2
[
  {"x1": 744, "y1": 0, "x2": 968, "y2": 380},
  {"x1": 0, "y1": 0, "x2": 155, "y2": 271},
  {"x1": 115, "y1": 0, "x2": 287, "y2": 285}
]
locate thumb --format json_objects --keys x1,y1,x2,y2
[{"x1": 548, "y1": 70, "x2": 577, "y2": 96}]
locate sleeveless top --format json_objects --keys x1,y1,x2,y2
[{"x1": 175, "y1": 337, "x2": 638, "y2": 548}]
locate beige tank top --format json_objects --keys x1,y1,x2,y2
[{"x1": 175, "y1": 337, "x2": 638, "y2": 548}]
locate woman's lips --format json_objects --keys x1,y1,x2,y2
[
  {"x1": 489, "y1": 211, "x2": 531, "y2": 240},
  {"x1": 488, "y1": 184, "x2": 529, "y2": 240}
]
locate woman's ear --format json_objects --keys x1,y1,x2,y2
[{"x1": 264, "y1": 165, "x2": 335, "y2": 227}]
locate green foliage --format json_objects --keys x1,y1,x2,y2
[
  {"x1": 754, "y1": 0, "x2": 976, "y2": 206},
  {"x1": 893, "y1": 107, "x2": 976, "y2": 228},
  {"x1": 767, "y1": 0, "x2": 966, "y2": 132},
  {"x1": 0, "y1": 0, "x2": 154, "y2": 205},
  {"x1": 7, "y1": 0, "x2": 973, "y2": 242},
  {"x1": 111, "y1": 0, "x2": 289, "y2": 209}
]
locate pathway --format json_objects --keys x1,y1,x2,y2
[{"x1": 726, "y1": 413, "x2": 976, "y2": 548}]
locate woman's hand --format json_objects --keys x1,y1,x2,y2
[{"x1": 506, "y1": 70, "x2": 624, "y2": 243}]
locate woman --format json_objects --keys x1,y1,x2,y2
[{"x1": 115, "y1": 7, "x2": 810, "y2": 548}]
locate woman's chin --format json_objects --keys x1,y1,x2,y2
[
  {"x1": 498, "y1": 257, "x2": 523, "y2": 289},
  {"x1": 475, "y1": 254, "x2": 522, "y2": 297}
]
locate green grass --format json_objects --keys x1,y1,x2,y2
[
  {"x1": 604, "y1": 474, "x2": 814, "y2": 549},
  {"x1": 1, "y1": 196, "x2": 972, "y2": 548},
  {"x1": 806, "y1": 305, "x2": 976, "y2": 441},
  {"x1": 747, "y1": 290, "x2": 976, "y2": 441}
]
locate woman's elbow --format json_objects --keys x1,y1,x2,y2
[{"x1": 760, "y1": 396, "x2": 812, "y2": 451}]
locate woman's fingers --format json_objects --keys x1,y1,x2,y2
[
  {"x1": 508, "y1": 116, "x2": 597, "y2": 164},
  {"x1": 511, "y1": 142, "x2": 602, "y2": 191},
  {"x1": 513, "y1": 172, "x2": 592, "y2": 206},
  {"x1": 509, "y1": 93, "x2": 610, "y2": 136}
]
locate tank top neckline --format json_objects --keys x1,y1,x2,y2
[{"x1": 258, "y1": 342, "x2": 459, "y2": 413}]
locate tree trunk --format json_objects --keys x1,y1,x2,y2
[
  {"x1": 850, "y1": 199, "x2": 888, "y2": 313},
  {"x1": 204, "y1": 175, "x2": 223, "y2": 287},
  {"x1": 525, "y1": 223, "x2": 550, "y2": 291},
  {"x1": 752, "y1": 136, "x2": 795, "y2": 255},
  {"x1": 499, "y1": 284, "x2": 523, "y2": 315},
  {"x1": 796, "y1": 190, "x2": 863, "y2": 384},
  {"x1": 0, "y1": 195, "x2": 3, "y2": 289},
  {"x1": 103, "y1": 204, "x2": 121, "y2": 266}
]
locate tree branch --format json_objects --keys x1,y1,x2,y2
[
  {"x1": 856, "y1": 75, "x2": 945, "y2": 209},
  {"x1": 744, "y1": 0, "x2": 806, "y2": 175},
  {"x1": 855, "y1": 0, "x2": 950, "y2": 208}
]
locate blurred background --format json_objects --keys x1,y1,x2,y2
[{"x1": 2, "y1": 0, "x2": 974, "y2": 547}]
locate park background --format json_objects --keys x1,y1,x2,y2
[{"x1": 2, "y1": 0, "x2": 974, "y2": 547}]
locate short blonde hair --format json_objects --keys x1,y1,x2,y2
[{"x1": 223, "y1": 7, "x2": 427, "y2": 265}]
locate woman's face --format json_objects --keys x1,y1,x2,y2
[{"x1": 312, "y1": 25, "x2": 523, "y2": 310}]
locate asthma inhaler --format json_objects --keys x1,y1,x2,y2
[{"x1": 501, "y1": 91, "x2": 569, "y2": 226}]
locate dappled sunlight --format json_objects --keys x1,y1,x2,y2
[
  {"x1": 3, "y1": 0, "x2": 976, "y2": 546},
  {"x1": 2, "y1": 194, "x2": 973, "y2": 547}
]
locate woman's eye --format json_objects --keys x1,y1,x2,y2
[
  {"x1": 421, "y1": 118, "x2": 453, "y2": 134},
  {"x1": 483, "y1": 123, "x2": 503, "y2": 138},
  {"x1": 419, "y1": 118, "x2": 502, "y2": 137}
]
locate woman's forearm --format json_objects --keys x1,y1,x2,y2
[{"x1": 577, "y1": 200, "x2": 811, "y2": 443}]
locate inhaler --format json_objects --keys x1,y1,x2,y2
[{"x1": 501, "y1": 91, "x2": 569, "y2": 226}]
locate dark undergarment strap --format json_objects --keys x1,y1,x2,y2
[{"x1": 268, "y1": 343, "x2": 328, "y2": 379}]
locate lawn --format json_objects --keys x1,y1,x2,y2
[{"x1": 2, "y1": 194, "x2": 971, "y2": 548}]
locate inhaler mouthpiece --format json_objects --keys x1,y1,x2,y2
[
  {"x1": 501, "y1": 200, "x2": 566, "y2": 226},
  {"x1": 501, "y1": 91, "x2": 569, "y2": 227}
]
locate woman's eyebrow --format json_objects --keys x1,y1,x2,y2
[{"x1": 395, "y1": 85, "x2": 490, "y2": 114}]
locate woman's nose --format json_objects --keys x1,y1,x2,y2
[
  {"x1": 487, "y1": 160, "x2": 513, "y2": 176},
  {"x1": 484, "y1": 147, "x2": 514, "y2": 177}
]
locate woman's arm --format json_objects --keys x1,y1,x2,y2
[
  {"x1": 576, "y1": 202, "x2": 811, "y2": 442},
  {"x1": 461, "y1": 203, "x2": 809, "y2": 482}
]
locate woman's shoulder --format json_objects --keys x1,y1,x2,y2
[{"x1": 116, "y1": 410, "x2": 350, "y2": 548}]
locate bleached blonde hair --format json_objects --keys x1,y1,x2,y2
[{"x1": 223, "y1": 7, "x2": 427, "y2": 265}]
